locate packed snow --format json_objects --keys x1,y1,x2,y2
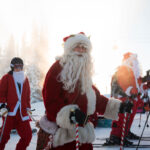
[{"x1": 1, "y1": 101, "x2": 150, "y2": 150}]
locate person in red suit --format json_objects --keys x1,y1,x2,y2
[
  {"x1": 107, "y1": 52, "x2": 145, "y2": 146},
  {"x1": 36, "y1": 32, "x2": 132, "y2": 150},
  {"x1": 0, "y1": 57, "x2": 32, "y2": 150},
  {"x1": 142, "y1": 71, "x2": 150, "y2": 113}
]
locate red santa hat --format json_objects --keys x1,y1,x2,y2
[
  {"x1": 63, "y1": 32, "x2": 92, "y2": 53},
  {"x1": 122, "y1": 52, "x2": 137, "y2": 62}
]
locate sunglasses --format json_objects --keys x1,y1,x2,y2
[{"x1": 14, "y1": 65, "x2": 23, "y2": 70}]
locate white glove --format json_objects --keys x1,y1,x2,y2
[
  {"x1": 0, "y1": 108, "x2": 8, "y2": 117},
  {"x1": 27, "y1": 109, "x2": 32, "y2": 115}
]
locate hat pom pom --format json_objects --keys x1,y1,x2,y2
[
  {"x1": 63, "y1": 36, "x2": 70, "y2": 42},
  {"x1": 79, "y1": 32, "x2": 85, "y2": 35}
]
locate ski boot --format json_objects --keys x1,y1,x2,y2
[
  {"x1": 104, "y1": 135, "x2": 133, "y2": 146},
  {"x1": 124, "y1": 138, "x2": 133, "y2": 146},
  {"x1": 105, "y1": 135, "x2": 120, "y2": 145},
  {"x1": 127, "y1": 131, "x2": 140, "y2": 139}
]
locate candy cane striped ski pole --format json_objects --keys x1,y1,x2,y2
[
  {"x1": 120, "y1": 112, "x2": 127, "y2": 150},
  {"x1": 75, "y1": 123, "x2": 79, "y2": 150},
  {"x1": 70, "y1": 109, "x2": 80, "y2": 150}
]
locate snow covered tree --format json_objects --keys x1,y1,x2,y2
[{"x1": 25, "y1": 63, "x2": 43, "y2": 103}]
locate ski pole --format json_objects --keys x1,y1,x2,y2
[
  {"x1": 120, "y1": 112, "x2": 127, "y2": 150},
  {"x1": 124, "y1": 112, "x2": 131, "y2": 139},
  {"x1": 136, "y1": 111, "x2": 150, "y2": 150},
  {"x1": 70, "y1": 109, "x2": 79, "y2": 150},
  {"x1": 0, "y1": 106, "x2": 9, "y2": 143},
  {"x1": 138, "y1": 113, "x2": 142, "y2": 127},
  {"x1": 120, "y1": 97, "x2": 133, "y2": 150},
  {"x1": 75, "y1": 123, "x2": 79, "y2": 150},
  {"x1": 146, "y1": 112, "x2": 149, "y2": 127},
  {"x1": 0, "y1": 113, "x2": 8, "y2": 142}
]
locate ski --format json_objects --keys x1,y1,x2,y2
[
  {"x1": 96, "y1": 137, "x2": 150, "y2": 141},
  {"x1": 137, "y1": 137, "x2": 150, "y2": 141},
  {"x1": 93, "y1": 143, "x2": 150, "y2": 148}
]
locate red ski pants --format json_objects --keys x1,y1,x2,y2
[
  {"x1": 0, "y1": 110, "x2": 32, "y2": 150},
  {"x1": 110, "y1": 97, "x2": 142, "y2": 138}
]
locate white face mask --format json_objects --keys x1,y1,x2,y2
[{"x1": 13, "y1": 71, "x2": 25, "y2": 83}]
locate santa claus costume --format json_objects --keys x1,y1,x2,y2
[
  {"x1": 36, "y1": 32, "x2": 130, "y2": 150},
  {"x1": 0, "y1": 57, "x2": 32, "y2": 150},
  {"x1": 108, "y1": 52, "x2": 145, "y2": 145}
]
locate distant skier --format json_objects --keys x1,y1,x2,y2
[
  {"x1": 36, "y1": 32, "x2": 133, "y2": 150},
  {"x1": 0, "y1": 57, "x2": 32, "y2": 150},
  {"x1": 106, "y1": 52, "x2": 145, "y2": 146}
]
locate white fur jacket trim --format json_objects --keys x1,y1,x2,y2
[
  {"x1": 86, "y1": 87, "x2": 96, "y2": 115},
  {"x1": 53, "y1": 122, "x2": 95, "y2": 147},
  {"x1": 56, "y1": 104, "x2": 79, "y2": 129},
  {"x1": 104, "y1": 97, "x2": 121, "y2": 120}
]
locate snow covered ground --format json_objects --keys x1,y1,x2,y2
[{"x1": 1, "y1": 101, "x2": 150, "y2": 150}]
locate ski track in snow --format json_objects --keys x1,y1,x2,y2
[{"x1": 1, "y1": 101, "x2": 150, "y2": 150}]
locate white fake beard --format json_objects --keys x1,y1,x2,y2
[
  {"x1": 58, "y1": 51, "x2": 94, "y2": 94},
  {"x1": 122, "y1": 55, "x2": 142, "y2": 79},
  {"x1": 13, "y1": 71, "x2": 25, "y2": 83}
]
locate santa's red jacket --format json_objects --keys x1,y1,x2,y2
[
  {"x1": 0, "y1": 73, "x2": 31, "y2": 121},
  {"x1": 41, "y1": 61, "x2": 121, "y2": 148}
]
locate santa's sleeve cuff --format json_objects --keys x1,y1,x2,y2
[
  {"x1": 103, "y1": 97, "x2": 121, "y2": 120},
  {"x1": 56, "y1": 104, "x2": 79, "y2": 129}
]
